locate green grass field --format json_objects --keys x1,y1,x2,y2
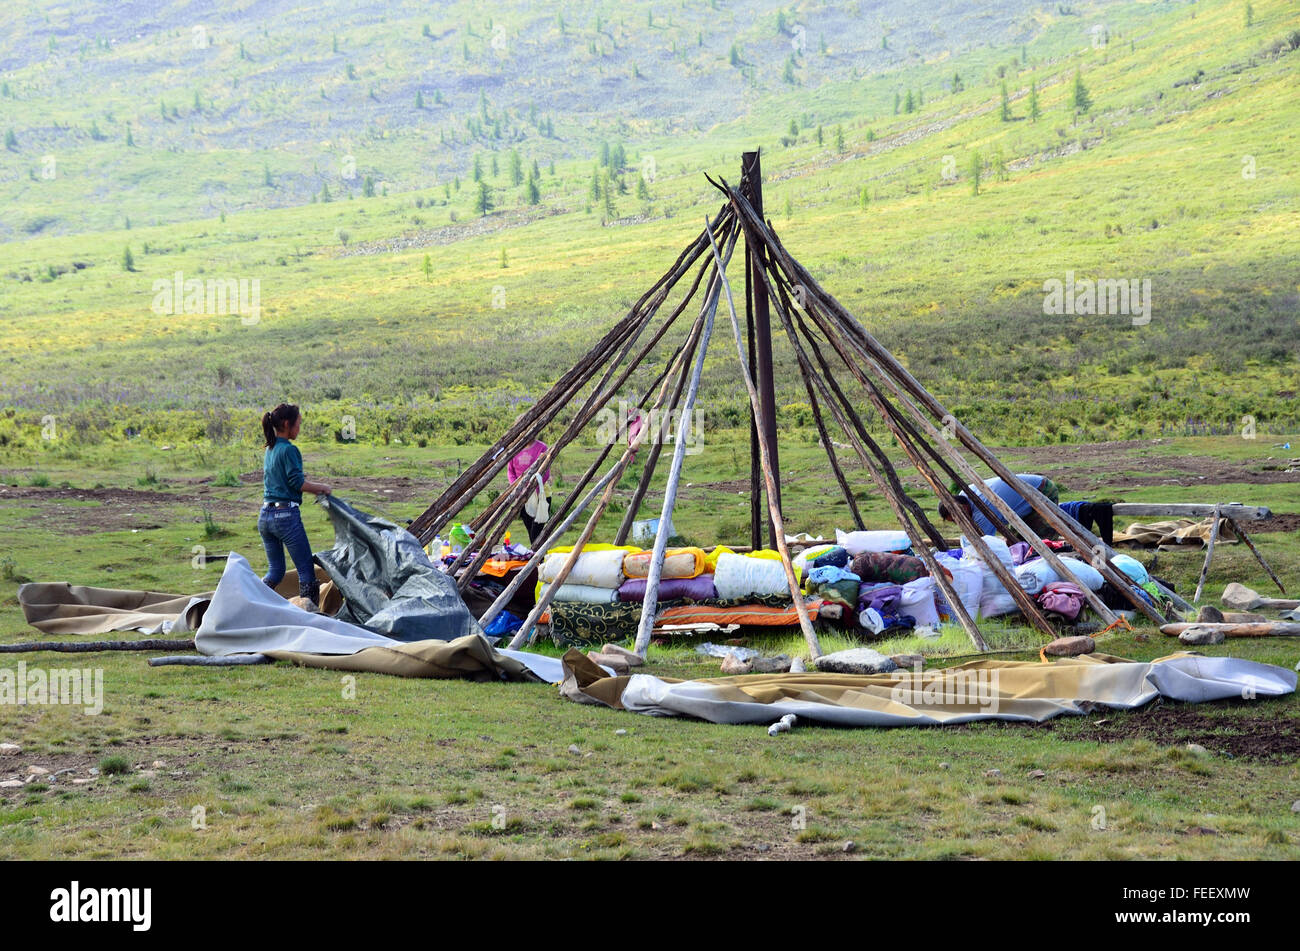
[{"x1": 1, "y1": 434, "x2": 1297, "y2": 859}]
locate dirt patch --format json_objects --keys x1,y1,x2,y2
[
  {"x1": 994, "y1": 440, "x2": 1300, "y2": 490},
  {"x1": 1252, "y1": 513, "x2": 1300, "y2": 534},
  {"x1": 991, "y1": 701, "x2": 1300, "y2": 761},
  {"x1": 0, "y1": 485, "x2": 247, "y2": 534}
]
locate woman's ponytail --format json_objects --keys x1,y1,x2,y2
[{"x1": 262, "y1": 403, "x2": 300, "y2": 449}]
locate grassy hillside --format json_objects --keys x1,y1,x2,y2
[{"x1": 0, "y1": 0, "x2": 1297, "y2": 456}]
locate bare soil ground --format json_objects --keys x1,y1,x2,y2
[{"x1": 988, "y1": 702, "x2": 1300, "y2": 761}]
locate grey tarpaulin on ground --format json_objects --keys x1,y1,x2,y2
[
  {"x1": 194, "y1": 551, "x2": 564, "y2": 682},
  {"x1": 314, "y1": 494, "x2": 484, "y2": 642}
]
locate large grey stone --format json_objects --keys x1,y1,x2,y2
[
  {"x1": 1179, "y1": 626, "x2": 1226, "y2": 646},
  {"x1": 814, "y1": 648, "x2": 897, "y2": 675}
]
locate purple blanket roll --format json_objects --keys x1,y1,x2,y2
[{"x1": 616, "y1": 575, "x2": 718, "y2": 603}]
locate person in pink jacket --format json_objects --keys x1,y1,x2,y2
[{"x1": 507, "y1": 438, "x2": 551, "y2": 544}]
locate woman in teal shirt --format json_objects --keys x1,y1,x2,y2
[{"x1": 259, "y1": 403, "x2": 332, "y2": 609}]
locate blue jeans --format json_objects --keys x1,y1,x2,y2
[{"x1": 258, "y1": 505, "x2": 319, "y2": 602}]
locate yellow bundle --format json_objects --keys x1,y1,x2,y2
[{"x1": 623, "y1": 547, "x2": 705, "y2": 579}]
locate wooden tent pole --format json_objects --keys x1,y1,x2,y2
[
  {"x1": 720, "y1": 204, "x2": 1055, "y2": 640},
  {"x1": 411, "y1": 209, "x2": 732, "y2": 542},
  {"x1": 731, "y1": 196, "x2": 1167, "y2": 626},
  {"x1": 1193, "y1": 503, "x2": 1223, "y2": 604},
  {"x1": 1227, "y1": 516, "x2": 1286, "y2": 595},
  {"x1": 631, "y1": 233, "x2": 728, "y2": 656},
  {"x1": 506, "y1": 301, "x2": 708, "y2": 649},
  {"x1": 492, "y1": 310, "x2": 722, "y2": 642},
  {"x1": 449, "y1": 220, "x2": 737, "y2": 588},
  {"x1": 769, "y1": 293, "x2": 989, "y2": 649},
  {"x1": 495, "y1": 460, "x2": 628, "y2": 645},
  {"x1": 741, "y1": 152, "x2": 781, "y2": 548},
  {"x1": 704, "y1": 217, "x2": 823, "y2": 659},
  {"x1": 614, "y1": 296, "x2": 708, "y2": 545}
]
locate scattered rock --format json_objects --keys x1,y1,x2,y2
[
  {"x1": 151, "y1": 760, "x2": 167, "y2": 769},
  {"x1": 0, "y1": 780, "x2": 23, "y2": 789},
  {"x1": 721, "y1": 653, "x2": 753, "y2": 675},
  {"x1": 751, "y1": 654, "x2": 792, "y2": 674},
  {"x1": 814, "y1": 648, "x2": 897, "y2": 675},
  {"x1": 1291, "y1": 800, "x2": 1300, "y2": 814},
  {"x1": 890, "y1": 653, "x2": 924, "y2": 670},
  {"x1": 984, "y1": 769, "x2": 1001, "y2": 778},
  {"x1": 842, "y1": 841, "x2": 856, "y2": 853},
  {"x1": 1178, "y1": 626, "x2": 1226, "y2": 646},
  {"x1": 789, "y1": 657, "x2": 806, "y2": 673},
  {"x1": 567, "y1": 744, "x2": 581, "y2": 755},
  {"x1": 615, "y1": 729, "x2": 627, "y2": 737},
  {"x1": 71, "y1": 778, "x2": 92, "y2": 785},
  {"x1": 87, "y1": 767, "x2": 99, "y2": 776},
  {"x1": 0, "y1": 743, "x2": 20, "y2": 757},
  {"x1": 939, "y1": 762, "x2": 951, "y2": 770},
  {"x1": 599, "y1": 643, "x2": 644, "y2": 667},
  {"x1": 1182, "y1": 825, "x2": 1218, "y2": 837},
  {"x1": 756, "y1": 843, "x2": 770, "y2": 852},
  {"x1": 138, "y1": 770, "x2": 157, "y2": 778},
  {"x1": 1043, "y1": 635, "x2": 1095, "y2": 657},
  {"x1": 26, "y1": 766, "x2": 49, "y2": 776},
  {"x1": 1196, "y1": 605, "x2": 1225, "y2": 623},
  {"x1": 1028, "y1": 769, "x2": 1046, "y2": 779},
  {"x1": 587, "y1": 651, "x2": 630, "y2": 675},
  {"x1": 1185, "y1": 743, "x2": 1208, "y2": 756}
]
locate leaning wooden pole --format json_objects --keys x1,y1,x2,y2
[
  {"x1": 704, "y1": 216, "x2": 823, "y2": 659},
  {"x1": 1193, "y1": 503, "x2": 1224, "y2": 604},
  {"x1": 721, "y1": 202, "x2": 1058, "y2": 639},
  {"x1": 732, "y1": 196, "x2": 1168, "y2": 626},
  {"x1": 1226, "y1": 516, "x2": 1287, "y2": 595},
  {"x1": 631, "y1": 239, "x2": 724, "y2": 657},
  {"x1": 508, "y1": 351, "x2": 685, "y2": 649}
]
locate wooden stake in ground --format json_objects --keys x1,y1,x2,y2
[
  {"x1": 1226, "y1": 516, "x2": 1287, "y2": 595},
  {"x1": 702, "y1": 216, "x2": 822, "y2": 660},
  {"x1": 1193, "y1": 503, "x2": 1223, "y2": 604},
  {"x1": 631, "y1": 239, "x2": 720, "y2": 656}
]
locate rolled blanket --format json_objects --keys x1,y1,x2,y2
[
  {"x1": 616, "y1": 576, "x2": 718, "y2": 603},
  {"x1": 623, "y1": 547, "x2": 705, "y2": 580},
  {"x1": 538, "y1": 582, "x2": 618, "y2": 604},
  {"x1": 713, "y1": 552, "x2": 790, "y2": 600},
  {"x1": 850, "y1": 551, "x2": 929, "y2": 585},
  {"x1": 539, "y1": 547, "x2": 629, "y2": 588},
  {"x1": 811, "y1": 546, "x2": 850, "y2": 570}
]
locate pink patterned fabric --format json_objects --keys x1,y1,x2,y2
[{"x1": 507, "y1": 440, "x2": 550, "y2": 485}]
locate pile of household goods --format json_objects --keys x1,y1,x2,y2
[
  {"x1": 533, "y1": 542, "x2": 819, "y2": 648},
  {"x1": 512, "y1": 527, "x2": 1180, "y2": 648},
  {"x1": 791, "y1": 529, "x2": 1175, "y2": 632}
]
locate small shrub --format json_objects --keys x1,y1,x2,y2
[{"x1": 98, "y1": 755, "x2": 130, "y2": 776}]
